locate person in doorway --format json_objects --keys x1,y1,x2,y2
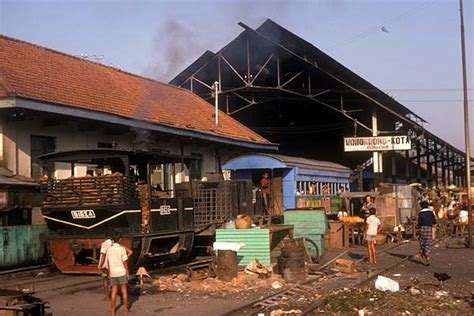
[
  {"x1": 365, "y1": 207, "x2": 383, "y2": 265},
  {"x1": 260, "y1": 171, "x2": 271, "y2": 214},
  {"x1": 98, "y1": 228, "x2": 114, "y2": 301},
  {"x1": 416, "y1": 200, "x2": 437, "y2": 266},
  {"x1": 106, "y1": 232, "x2": 130, "y2": 316}
]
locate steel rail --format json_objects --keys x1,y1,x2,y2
[
  {"x1": 224, "y1": 241, "x2": 411, "y2": 315},
  {"x1": 301, "y1": 236, "x2": 449, "y2": 315},
  {"x1": 0, "y1": 264, "x2": 52, "y2": 276}
]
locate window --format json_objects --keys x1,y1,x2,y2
[
  {"x1": 31, "y1": 135, "x2": 56, "y2": 180},
  {"x1": 189, "y1": 153, "x2": 202, "y2": 180}
]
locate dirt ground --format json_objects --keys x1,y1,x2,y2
[
  {"x1": 1, "y1": 240, "x2": 473, "y2": 315},
  {"x1": 307, "y1": 241, "x2": 474, "y2": 315}
]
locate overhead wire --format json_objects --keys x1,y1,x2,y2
[{"x1": 329, "y1": 0, "x2": 438, "y2": 51}]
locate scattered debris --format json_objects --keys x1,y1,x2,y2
[
  {"x1": 186, "y1": 259, "x2": 216, "y2": 281},
  {"x1": 334, "y1": 258, "x2": 356, "y2": 273},
  {"x1": 151, "y1": 271, "x2": 285, "y2": 298},
  {"x1": 15, "y1": 284, "x2": 34, "y2": 294},
  {"x1": 320, "y1": 289, "x2": 471, "y2": 314},
  {"x1": 434, "y1": 290, "x2": 449, "y2": 299},
  {"x1": 34, "y1": 272, "x2": 44, "y2": 278},
  {"x1": 405, "y1": 286, "x2": 421, "y2": 295},
  {"x1": 270, "y1": 309, "x2": 302, "y2": 315},
  {"x1": 271, "y1": 281, "x2": 283, "y2": 289},
  {"x1": 375, "y1": 276, "x2": 399, "y2": 292},
  {"x1": 245, "y1": 259, "x2": 271, "y2": 278}
]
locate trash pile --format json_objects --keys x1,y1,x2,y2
[
  {"x1": 314, "y1": 287, "x2": 472, "y2": 314},
  {"x1": 150, "y1": 271, "x2": 286, "y2": 299}
]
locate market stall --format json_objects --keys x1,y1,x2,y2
[{"x1": 222, "y1": 154, "x2": 352, "y2": 215}]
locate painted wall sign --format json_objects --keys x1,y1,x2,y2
[{"x1": 344, "y1": 136, "x2": 411, "y2": 152}]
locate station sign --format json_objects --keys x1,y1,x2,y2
[{"x1": 344, "y1": 136, "x2": 411, "y2": 152}]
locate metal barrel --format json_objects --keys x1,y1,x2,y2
[
  {"x1": 280, "y1": 256, "x2": 306, "y2": 283},
  {"x1": 280, "y1": 238, "x2": 305, "y2": 258},
  {"x1": 216, "y1": 250, "x2": 238, "y2": 282},
  {"x1": 280, "y1": 239, "x2": 307, "y2": 283}
]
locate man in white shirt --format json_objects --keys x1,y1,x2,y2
[
  {"x1": 106, "y1": 232, "x2": 129, "y2": 316},
  {"x1": 459, "y1": 205, "x2": 469, "y2": 224},
  {"x1": 98, "y1": 229, "x2": 113, "y2": 301},
  {"x1": 365, "y1": 207, "x2": 383, "y2": 265}
]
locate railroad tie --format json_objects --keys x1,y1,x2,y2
[{"x1": 254, "y1": 284, "x2": 310, "y2": 308}]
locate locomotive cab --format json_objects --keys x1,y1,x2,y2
[{"x1": 38, "y1": 149, "x2": 197, "y2": 274}]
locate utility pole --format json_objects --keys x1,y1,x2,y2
[
  {"x1": 213, "y1": 81, "x2": 220, "y2": 125},
  {"x1": 372, "y1": 112, "x2": 383, "y2": 187},
  {"x1": 459, "y1": 0, "x2": 472, "y2": 247}
]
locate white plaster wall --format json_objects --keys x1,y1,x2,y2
[
  {"x1": 0, "y1": 115, "x2": 225, "y2": 180},
  {"x1": 0, "y1": 116, "x2": 135, "y2": 178}
]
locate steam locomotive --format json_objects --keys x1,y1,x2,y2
[{"x1": 39, "y1": 149, "x2": 199, "y2": 274}]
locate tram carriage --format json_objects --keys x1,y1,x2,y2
[{"x1": 38, "y1": 149, "x2": 199, "y2": 274}]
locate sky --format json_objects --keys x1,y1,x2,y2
[{"x1": 0, "y1": 0, "x2": 472, "y2": 151}]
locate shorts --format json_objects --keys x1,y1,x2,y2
[
  {"x1": 366, "y1": 234, "x2": 376, "y2": 241},
  {"x1": 109, "y1": 275, "x2": 128, "y2": 286}
]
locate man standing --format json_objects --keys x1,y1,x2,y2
[
  {"x1": 416, "y1": 200, "x2": 437, "y2": 265},
  {"x1": 106, "y1": 232, "x2": 129, "y2": 316},
  {"x1": 260, "y1": 171, "x2": 271, "y2": 214},
  {"x1": 98, "y1": 229, "x2": 114, "y2": 301},
  {"x1": 365, "y1": 207, "x2": 383, "y2": 265}
]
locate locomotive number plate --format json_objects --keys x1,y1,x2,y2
[
  {"x1": 71, "y1": 210, "x2": 96, "y2": 219},
  {"x1": 159, "y1": 205, "x2": 171, "y2": 215}
]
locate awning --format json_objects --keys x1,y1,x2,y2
[{"x1": 222, "y1": 153, "x2": 351, "y2": 173}]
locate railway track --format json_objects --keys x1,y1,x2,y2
[
  {"x1": 0, "y1": 256, "x2": 213, "y2": 298},
  {"x1": 300, "y1": 237, "x2": 449, "y2": 315},
  {"x1": 224, "y1": 240, "x2": 423, "y2": 316},
  {"x1": 0, "y1": 263, "x2": 52, "y2": 276}
]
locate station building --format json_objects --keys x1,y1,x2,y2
[
  {"x1": 0, "y1": 34, "x2": 276, "y2": 268},
  {"x1": 171, "y1": 19, "x2": 467, "y2": 189}
]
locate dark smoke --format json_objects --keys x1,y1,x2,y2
[{"x1": 144, "y1": 20, "x2": 204, "y2": 81}]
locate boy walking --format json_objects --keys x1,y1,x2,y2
[
  {"x1": 105, "y1": 232, "x2": 129, "y2": 316},
  {"x1": 365, "y1": 207, "x2": 383, "y2": 265},
  {"x1": 98, "y1": 229, "x2": 114, "y2": 301}
]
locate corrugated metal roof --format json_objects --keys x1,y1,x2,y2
[
  {"x1": 254, "y1": 19, "x2": 424, "y2": 123},
  {"x1": 171, "y1": 19, "x2": 467, "y2": 156},
  {"x1": 223, "y1": 153, "x2": 351, "y2": 173},
  {"x1": 266, "y1": 154, "x2": 351, "y2": 172}
]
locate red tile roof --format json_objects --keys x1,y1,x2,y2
[{"x1": 0, "y1": 35, "x2": 271, "y2": 146}]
